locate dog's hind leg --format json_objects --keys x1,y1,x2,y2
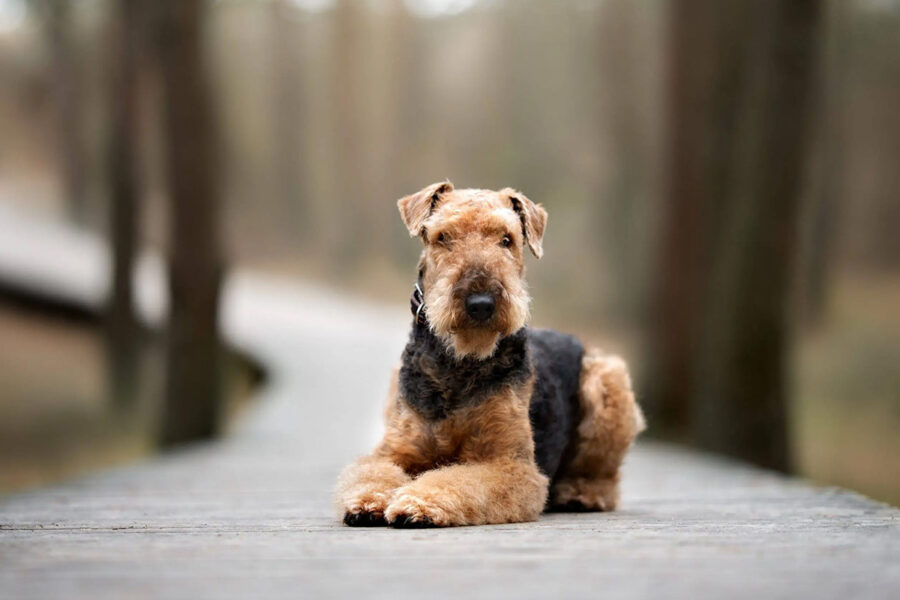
[{"x1": 550, "y1": 349, "x2": 645, "y2": 511}]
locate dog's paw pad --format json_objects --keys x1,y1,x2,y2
[
  {"x1": 389, "y1": 515, "x2": 437, "y2": 529},
  {"x1": 343, "y1": 511, "x2": 387, "y2": 527}
]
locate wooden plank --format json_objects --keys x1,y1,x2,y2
[{"x1": 1, "y1": 442, "x2": 897, "y2": 600}]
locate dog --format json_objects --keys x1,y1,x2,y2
[{"x1": 335, "y1": 181, "x2": 645, "y2": 527}]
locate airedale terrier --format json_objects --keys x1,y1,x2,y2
[{"x1": 336, "y1": 181, "x2": 645, "y2": 527}]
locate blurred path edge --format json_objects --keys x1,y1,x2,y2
[{"x1": 0, "y1": 202, "x2": 898, "y2": 600}]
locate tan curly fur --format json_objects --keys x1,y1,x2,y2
[{"x1": 550, "y1": 351, "x2": 646, "y2": 510}]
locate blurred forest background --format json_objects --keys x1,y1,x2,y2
[{"x1": 0, "y1": 0, "x2": 897, "y2": 504}]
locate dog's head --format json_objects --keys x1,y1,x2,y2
[{"x1": 398, "y1": 181, "x2": 547, "y2": 359}]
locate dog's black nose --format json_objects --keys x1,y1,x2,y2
[{"x1": 465, "y1": 293, "x2": 495, "y2": 322}]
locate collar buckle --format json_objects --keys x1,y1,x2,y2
[{"x1": 410, "y1": 283, "x2": 427, "y2": 325}]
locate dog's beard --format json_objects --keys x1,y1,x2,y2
[
  {"x1": 445, "y1": 328, "x2": 502, "y2": 360},
  {"x1": 425, "y1": 279, "x2": 530, "y2": 360}
]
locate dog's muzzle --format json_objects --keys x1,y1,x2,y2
[{"x1": 465, "y1": 293, "x2": 495, "y2": 323}]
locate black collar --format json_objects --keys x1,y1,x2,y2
[{"x1": 410, "y1": 283, "x2": 427, "y2": 326}]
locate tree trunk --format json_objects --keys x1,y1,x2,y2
[
  {"x1": 597, "y1": 0, "x2": 647, "y2": 325},
  {"x1": 330, "y1": 0, "x2": 365, "y2": 268},
  {"x1": 385, "y1": 0, "x2": 426, "y2": 264},
  {"x1": 105, "y1": 0, "x2": 143, "y2": 409},
  {"x1": 269, "y1": 0, "x2": 308, "y2": 242},
  {"x1": 41, "y1": 0, "x2": 88, "y2": 223},
  {"x1": 643, "y1": 0, "x2": 754, "y2": 438},
  {"x1": 799, "y1": 0, "x2": 845, "y2": 326},
  {"x1": 157, "y1": 0, "x2": 223, "y2": 446},
  {"x1": 645, "y1": 0, "x2": 821, "y2": 471},
  {"x1": 692, "y1": 0, "x2": 823, "y2": 472}
]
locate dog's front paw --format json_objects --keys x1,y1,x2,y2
[
  {"x1": 339, "y1": 489, "x2": 393, "y2": 527},
  {"x1": 335, "y1": 458, "x2": 412, "y2": 526},
  {"x1": 343, "y1": 510, "x2": 387, "y2": 527},
  {"x1": 389, "y1": 514, "x2": 436, "y2": 529},
  {"x1": 384, "y1": 491, "x2": 454, "y2": 528}
]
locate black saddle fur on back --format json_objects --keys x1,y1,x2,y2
[{"x1": 398, "y1": 323, "x2": 584, "y2": 479}]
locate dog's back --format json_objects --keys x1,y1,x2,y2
[{"x1": 527, "y1": 329, "x2": 583, "y2": 479}]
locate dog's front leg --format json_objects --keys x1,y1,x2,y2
[
  {"x1": 336, "y1": 369, "x2": 423, "y2": 526},
  {"x1": 384, "y1": 459, "x2": 548, "y2": 527},
  {"x1": 335, "y1": 453, "x2": 411, "y2": 526},
  {"x1": 383, "y1": 387, "x2": 548, "y2": 527}
]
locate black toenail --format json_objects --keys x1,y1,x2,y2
[
  {"x1": 389, "y1": 515, "x2": 437, "y2": 529},
  {"x1": 344, "y1": 511, "x2": 387, "y2": 527}
]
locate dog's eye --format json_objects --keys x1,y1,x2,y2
[
  {"x1": 501, "y1": 234, "x2": 513, "y2": 249},
  {"x1": 436, "y1": 232, "x2": 449, "y2": 245}
]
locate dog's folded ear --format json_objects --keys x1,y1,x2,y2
[
  {"x1": 397, "y1": 181, "x2": 454, "y2": 237},
  {"x1": 503, "y1": 189, "x2": 548, "y2": 258}
]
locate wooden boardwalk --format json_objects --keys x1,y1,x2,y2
[{"x1": 0, "y1": 204, "x2": 898, "y2": 599}]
